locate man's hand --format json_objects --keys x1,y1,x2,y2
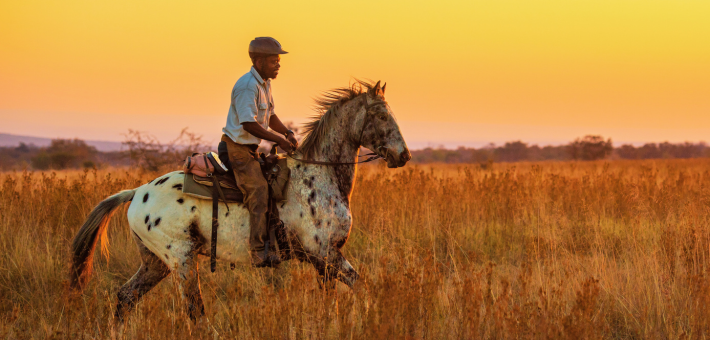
[
  {"x1": 286, "y1": 133, "x2": 298, "y2": 149},
  {"x1": 242, "y1": 118, "x2": 298, "y2": 153},
  {"x1": 269, "y1": 115, "x2": 299, "y2": 150},
  {"x1": 277, "y1": 137, "x2": 295, "y2": 153}
]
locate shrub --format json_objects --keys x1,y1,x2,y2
[{"x1": 122, "y1": 128, "x2": 209, "y2": 171}]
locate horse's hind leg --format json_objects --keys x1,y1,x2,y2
[
  {"x1": 176, "y1": 255, "x2": 205, "y2": 321},
  {"x1": 115, "y1": 233, "x2": 171, "y2": 322}
]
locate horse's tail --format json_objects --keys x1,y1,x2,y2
[{"x1": 70, "y1": 189, "x2": 136, "y2": 291}]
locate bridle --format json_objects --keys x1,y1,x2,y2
[{"x1": 286, "y1": 95, "x2": 388, "y2": 166}]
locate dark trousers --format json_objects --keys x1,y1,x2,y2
[{"x1": 221, "y1": 135, "x2": 268, "y2": 251}]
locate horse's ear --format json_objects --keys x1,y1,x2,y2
[
  {"x1": 381, "y1": 82, "x2": 386, "y2": 95},
  {"x1": 371, "y1": 80, "x2": 382, "y2": 97}
]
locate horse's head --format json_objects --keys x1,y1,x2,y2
[
  {"x1": 298, "y1": 80, "x2": 411, "y2": 168},
  {"x1": 358, "y1": 81, "x2": 411, "y2": 168}
]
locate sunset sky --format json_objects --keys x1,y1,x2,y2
[{"x1": 1, "y1": 0, "x2": 709, "y2": 148}]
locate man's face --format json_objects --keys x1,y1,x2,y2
[{"x1": 258, "y1": 55, "x2": 281, "y2": 79}]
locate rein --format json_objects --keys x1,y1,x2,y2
[
  {"x1": 287, "y1": 96, "x2": 387, "y2": 166},
  {"x1": 286, "y1": 152, "x2": 381, "y2": 166}
]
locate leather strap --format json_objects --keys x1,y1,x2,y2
[
  {"x1": 268, "y1": 186, "x2": 280, "y2": 255},
  {"x1": 203, "y1": 154, "x2": 211, "y2": 173},
  {"x1": 287, "y1": 152, "x2": 381, "y2": 165},
  {"x1": 210, "y1": 176, "x2": 219, "y2": 272},
  {"x1": 206, "y1": 152, "x2": 231, "y2": 273},
  {"x1": 213, "y1": 178, "x2": 230, "y2": 213},
  {"x1": 209, "y1": 174, "x2": 230, "y2": 273},
  {"x1": 363, "y1": 97, "x2": 386, "y2": 111}
]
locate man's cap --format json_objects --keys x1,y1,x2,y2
[{"x1": 249, "y1": 37, "x2": 288, "y2": 55}]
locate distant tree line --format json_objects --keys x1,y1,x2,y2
[
  {"x1": 1, "y1": 134, "x2": 709, "y2": 171},
  {"x1": 0, "y1": 129, "x2": 208, "y2": 171},
  {"x1": 0, "y1": 139, "x2": 127, "y2": 171},
  {"x1": 410, "y1": 135, "x2": 710, "y2": 164}
]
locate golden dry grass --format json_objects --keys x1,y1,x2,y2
[{"x1": 2, "y1": 159, "x2": 710, "y2": 339}]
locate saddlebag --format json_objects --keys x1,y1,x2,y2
[{"x1": 183, "y1": 152, "x2": 229, "y2": 177}]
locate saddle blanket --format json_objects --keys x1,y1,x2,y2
[{"x1": 182, "y1": 174, "x2": 244, "y2": 203}]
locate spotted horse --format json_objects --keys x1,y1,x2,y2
[{"x1": 69, "y1": 80, "x2": 411, "y2": 321}]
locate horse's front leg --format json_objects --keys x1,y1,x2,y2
[
  {"x1": 335, "y1": 256, "x2": 359, "y2": 288},
  {"x1": 310, "y1": 249, "x2": 359, "y2": 289}
]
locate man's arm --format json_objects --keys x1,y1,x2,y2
[
  {"x1": 269, "y1": 114, "x2": 299, "y2": 148},
  {"x1": 268, "y1": 114, "x2": 289, "y2": 135},
  {"x1": 242, "y1": 122, "x2": 295, "y2": 152}
]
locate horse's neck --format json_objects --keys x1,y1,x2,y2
[{"x1": 303, "y1": 104, "x2": 362, "y2": 203}]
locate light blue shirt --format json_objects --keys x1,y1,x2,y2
[{"x1": 222, "y1": 67, "x2": 274, "y2": 145}]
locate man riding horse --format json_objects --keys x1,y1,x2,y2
[
  {"x1": 69, "y1": 37, "x2": 411, "y2": 321},
  {"x1": 221, "y1": 37, "x2": 298, "y2": 267}
]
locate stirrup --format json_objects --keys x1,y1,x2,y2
[{"x1": 254, "y1": 240, "x2": 282, "y2": 268}]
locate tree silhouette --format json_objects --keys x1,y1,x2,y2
[{"x1": 568, "y1": 135, "x2": 613, "y2": 161}]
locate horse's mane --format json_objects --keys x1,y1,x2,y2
[{"x1": 298, "y1": 79, "x2": 380, "y2": 159}]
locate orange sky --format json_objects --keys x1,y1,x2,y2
[{"x1": 1, "y1": 0, "x2": 709, "y2": 148}]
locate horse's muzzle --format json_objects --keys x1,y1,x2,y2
[
  {"x1": 399, "y1": 149, "x2": 412, "y2": 166},
  {"x1": 384, "y1": 148, "x2": 411, "y2": 168}
]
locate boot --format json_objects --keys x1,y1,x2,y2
[{"x1": 251, "y1": 240, "x2": 281, "y2": 268}]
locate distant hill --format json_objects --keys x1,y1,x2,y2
[{"x1": 0, "y1": 133, "x2": 123, "y2": 152}]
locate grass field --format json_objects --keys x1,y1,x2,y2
[{"x1": 2, "y1": 159, "x2": 710, "y2": 339}]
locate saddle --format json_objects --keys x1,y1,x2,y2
[{"x1": 182, "y1": 142, "x2": 290, "y2": 272}]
